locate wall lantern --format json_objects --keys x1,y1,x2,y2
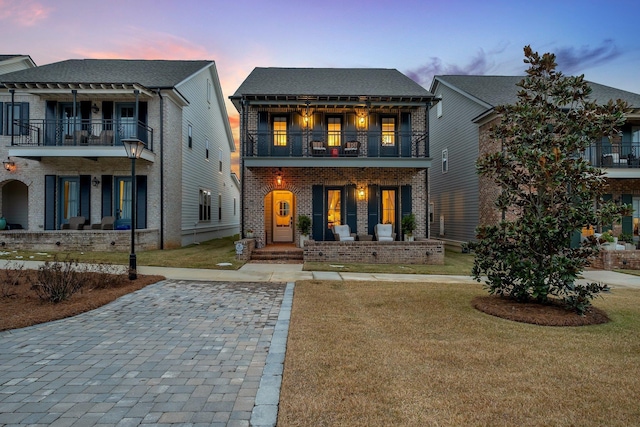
[
  {"x1": 92, "y1": 176, "x2": 101, "y2": 187},
  {"x1": 3, "y1": 158, "x2": 15, "y2": 172},
  {"x1": 92, "y1": 103, "x2": 100, "y2": 114},
  {"x1": 358, "y1": 114, "x2": 366, "y2": 128},
  {"x1": 275, "y1": 169, "x2": 283, "y2": 187},
  {"x1": 358, "y1": 187, "x2": 366, "y2": 200}
]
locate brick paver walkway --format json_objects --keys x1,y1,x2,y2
[{"x1": 0, "y1": 280, "x2": 287, "y2": 427}]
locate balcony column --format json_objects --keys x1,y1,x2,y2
[
  {"x1": 9, "y1": 89, "x2": 14, "y2": 146},
  {"x1": 72, "y1": 90, "x2": 77, "y2": 144}
]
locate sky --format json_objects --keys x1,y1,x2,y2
[{"x1": 2, "y1": 0, "x2": 639, "y2": 154}]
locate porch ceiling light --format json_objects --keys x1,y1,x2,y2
[
  {"x1": 358, "y1": 187, "x2": 366, "y2": 200},
  {"x1": 3, "y1": 158, "x2": 15, "y2": 172},
  {"x1": 122, "y1": 138, "x2": 145, "y2": 159}
]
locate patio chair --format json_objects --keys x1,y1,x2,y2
[
  {"x1": 88, "y1": 129, "x2": 114, "y2": 146},
  {"x1": 61, "y1": 216, "x2": 86, "y2": 230},
  {"x1": 375, "y1": 223, "x2": 396, "y2": 242},
  {"x1": 332, "y1": 224, "x2": 355, "y2": 241},
  {"x1": 88, "y1": 216, "x2": 116, "y2": 230},
  {"x1": 343, "y1": 140, "x2": 360, "y2": 157},
  {"x1": 310, "y1": 140, "x2": 326, "y2": 156}
]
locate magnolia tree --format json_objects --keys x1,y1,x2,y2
[{"x1": 472, "y1": 46, "x2": 631, "y2": 314}]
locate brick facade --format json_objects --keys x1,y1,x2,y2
[{"x1": 303, "y1": 239, "x2": 444, "y2": 264}]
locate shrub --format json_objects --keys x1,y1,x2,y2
[
  {"x1": 0, "y1": 261, "x2": 26, "y2": 297},
  {"x1": 297, "y1": 215, "x2": 312, "y2": 236},
  {"x1": 32, "y1": 256, "x2": 84, "y2": 303},
  {"x1": 401, "y1": 213, "x2": 416, "y2": 236}
]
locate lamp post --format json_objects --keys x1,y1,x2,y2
[{"x1": 122, "y1": 138, "x2": 145, "y2": 280}]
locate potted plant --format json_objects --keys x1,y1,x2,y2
[
  {"x1": 296, "y1": 214, "x2": 312, "y2": 247},
  {"x1": 245, "y1": 228, "x2": 254, "y2": 238},
  {"x1": 619, "y1": 232, "x2": 635, "y2": 250},
  {"x1": 401, "y1": 213, "x2": 416, "y2": 242}
]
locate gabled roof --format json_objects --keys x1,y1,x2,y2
[
  {"x1": 0, "y1": 59, "x2": 213, "y2": 89},
  {"x1": 432, "y1": 75, "x2": 640, "y2": 110},
  {"x1": 231, "y1": 67, "x2": 433, "y2": 110}
]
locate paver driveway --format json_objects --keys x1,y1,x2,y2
[{"x1": 0, "y1": 280, "x2": 286, "y2": 426}]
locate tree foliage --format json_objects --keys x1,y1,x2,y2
[{"x1": 472, "y1": 46, "x2": 631, "y2": 314}]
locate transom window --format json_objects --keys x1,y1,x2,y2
[
  {"x1": 381, "y1": 117, "x2": 395, "y2": 146},
  {"x1": 273, "y1": 117, "x2": 287, "y2": 146},
  {"x1": 327, "y1": 117, "x2": 341, "y2": 147}
]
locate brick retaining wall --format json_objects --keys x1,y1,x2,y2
[
  {"x1": 0, "y1": 230, "x2": 159, "y2": 252},
  {"x1": 589, "y1": 249, "x2": 640, "y2": 270},
  {"x1": 303, "y1": 240, "x2": 444, "y2": 265}
]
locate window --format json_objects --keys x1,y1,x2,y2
[
  {"x1": 207, "y1": 79, "x2": 212, "y2": 103},
  {"x1": 381, "y1": 117, "x2": 395, "y2": 146},
  {"x1": 436, "y1": 95, "x2": 443, "y2": 118},
  {"x1": 273, "y1": 116, "x2": 287, "y2": 146},
  {"x1": 634, "y1": 197, "x2": 640, "y2": 237},
  {"x1": 219, "y1": 149, "x2": 223, "y2": 173},
  {"x1": 205, "y1": 138, "x2": 209, "y2": 160},
  {"x1": 199, "y1": 189, "x2": 211, "y2": 221},
  {"x1": 234, "y1": 197, "x2": 237, "y2": 216},
  {"x1": 381, "y1": 189, "x2": 396, "y2": 227},
  {"x1": 429, "y1": 202, "x2": 434, "y2": 223},
  {"x1": 60, "y1": 178, "x2": 80, "y2": 223},
  {"x1": 442, "y1": 148, "x2": 448, "y2": 173},
  {"x1": 4, "y1": 102, "x2": 29, "y2": 135},
  {"x1": 218, "y1": 194, "x2": 222, "y2": 221},
  {"x1": 188, "y1": 124, "x2": 192, "y2": 148},
  {"x1": 327, "y1": 117, "x2": 341, "y2": 147},
  {"x1": 327, "y1": 189, "x2": 341, "y2": 228}
]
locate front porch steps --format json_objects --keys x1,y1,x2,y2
[{"x1": 250, "y1": 243, "x2": 303, "y2": 263}]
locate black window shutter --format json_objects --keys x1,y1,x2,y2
[
  {"x1": 102, "y1": 101, "x2": 113, "y2": 130},
  {"x1": 368, "y1": 184, "x2": 379, "y2": 235},
  {"x1": 101, "y1": 175, "x2": 113, "y2": 217},
  {"x1": 400, "y1": 112, "x2": 411, "y2": 157},
  {"x1": 602, "y1": 194, "x2": 612, "y2": 232},
  {"x1": 79, "y1": 175, "x2": 91, "y2": 224},
  {"x1": 138, "y1": 102, "x2": 148, "y2": 143},
  {"x1": 312, "y1": 185, "x2": 324, "y2": 241},
  {"x1": 0, "y1": 102, "x2": 3, "y2": 135},
  {"x1": 346, "y1": 184, "x2": 357, "y2": 234},
  {"x1": 622, "y1": 194, "x2": 633, "y2": 235},
  {"x1": 401, "y1": 185, "x2": 412, "y2": 218},
  {"x1": 257, "y1": 112, "x2": 268, "y2": 155},
  {"x1": 80, "y1": 101, "x2": 91, "y2": 130},
  {"x1": 45, "y1": 175, "x2": 56, "y2": 230},
  {"x1": 367, "y1": 114, "x2": 379, "y2": 157},
  {"x1": 136, "y1": 175, "x2": 147, "y2": 229}
]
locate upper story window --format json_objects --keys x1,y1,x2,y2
[
  {"x1": 442, "y1": 148, "x2": 448, "y2": 173},
  {"x1": 205, "y1": 138, "x2": 209, "y2": 160},
  {"x1": 218, "y1": 149, "x2": 223, "y2": 173},
  {"x1": 199, "y1": 189, "x2": 211, "y2": 221},
  {"x1": 381, "y1": 117, "x2": 396, "y2": 146},
  {"x1": 188, "y1": 124, "x2": 193, "y2": 148},
  {"x1": 436, "y1": 95, "x2": 443, "y2": 118},
  {"x1": 3, "y1": 102, "x2": 29, "y2": 135},
  {"x1": 273, "y1": 116, "x2": 287, "y2": 146},
  {"x1": 327, "y1": 117, "x2": 341, "y2": 147},
  {"x1": 207, "y1": 79, "x2": 212, "y2": 103}
]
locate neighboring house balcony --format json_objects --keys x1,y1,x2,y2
[
  {"x1": 4, "y1": 118, "x2": 154, "y2": 161},
  {"x1": 243, "y1": 130, "x2": 430, "y2": 168},
  {"x1": 583, "y1": 140, "x2": 640, "y2": 177}
]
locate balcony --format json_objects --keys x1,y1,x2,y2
[
  {"x1": 6, "y1": 119, "x2": 153, "y2": 152},
  {"x1": 583, "y1": 141, "x2": 640, "y2": 169},
  {"x1": 243, "y1": 130, "x2": 429, "y2": 168}
]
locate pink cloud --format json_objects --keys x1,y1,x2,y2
[{"x1": 0, "y1": 0, "x2": 51, "y2": 26}]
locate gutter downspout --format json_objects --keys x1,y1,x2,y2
[
  {"x1": 240, "y1": 98, "x2": 246, "y2": 238},
  {"x1": 425, "y1": 101, "x2": 431, "y2": 239},
  {"x1": 157, "y1": 89, "x2": 164, "y2": 249}
]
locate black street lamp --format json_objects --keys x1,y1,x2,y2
[{"x1": 122, "y1": 137, "x2": 145, "y2": 280}]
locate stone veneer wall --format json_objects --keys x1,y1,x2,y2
[
  {"x1": 303, "y1": 240, "x2": 444, "y2": 265},
  {"x1": 0, "y1": 230, "x2": 159, "y2": 252}
]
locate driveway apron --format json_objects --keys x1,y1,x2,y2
[{"x1": 0, "y1": 279, "x2": 287, "y2": 427}]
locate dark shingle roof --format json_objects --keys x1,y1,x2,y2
[
  {"x1": 232, "y1": 67, "x2": 433, "y2": 98},
  {"x1": 0, "y1": 59, "x2": 213, "y2": 88},
  {"x1": 434, "y1": 75, "x2": 640, "y2": 108}
]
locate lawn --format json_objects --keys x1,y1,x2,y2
[{"x1": 278, "y1": 281, "x2": 640, "y2": 426}]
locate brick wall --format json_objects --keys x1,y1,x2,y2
[
  {"x1": 589, "y1": 249, "x2": 640, "y2": 270},
  {"x1": 303, "y1": 240, "x2": 444, "y2": 264},
  {"x1": 0, "y1": 229, "x2": 159, "y2": 252}
]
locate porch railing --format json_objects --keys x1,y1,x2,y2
[
  {"x1": 583, "y1": 140, "x2": 640, "y2": 168},
  {"x1": 243, "y1": 130, "x2": 429, "y2": 158},
  {"x1": 7, "y1": 119, "x2": 154, "y2": 152}
]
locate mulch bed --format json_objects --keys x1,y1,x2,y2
[{"x1": 472, "y1": 295, "x2": 610, "y2": 326}]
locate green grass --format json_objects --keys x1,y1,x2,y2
[
  {"x1": 303, "y1": 249, "x2": 475, "y2": 275},
  {"x1": 0, "y1": 235, "x2": 245, "y2": 270}
]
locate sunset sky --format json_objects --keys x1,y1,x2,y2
[{"x1": 2, "y1": 0, "x2": 639, "y2": 151}]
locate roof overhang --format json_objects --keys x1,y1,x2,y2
[
  {"x1": 1, "y1": 82, "x2": 156, "y2": 99},
  {"x1": 231, "y1": 94, "x2": 434, "y2": 112},
  {"x1": 8, "y1": 146, "x2": 156, "y2": 163},
  {"x1": 244, "y1": 157, "x2": 431, "y2": 169}
]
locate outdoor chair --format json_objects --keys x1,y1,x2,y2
[
  {"x1": 88, "y1": 129, "x2": 114, "y2": 146},
  {"x1": 332, "y1": 224, "x2": 355, "y2": 241},
  {"x1": 375, "y1": 223, "x2": 396, "y2": 241},
  {"x1": 343, "y1": 140, "x2": 360, "y2": 157},
  {"x1": 61, "y1": 216, "x2": 86, "y2": 230},
  {"x1": 87, "y1": 216, "x2": 116, "y2": 230},
  {"x1": 310, "y1": 140, "x2": 326, "y2": 156}
]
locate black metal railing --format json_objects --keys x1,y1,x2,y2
[
  {"x1": 583, "y1": 141, "x2": 640, "y2": 168},
  {"x1": 243, "y1": 130, "x2": 428, "y2": 159},
  {"x1": 6, "y1": 119, "x2": 154, "y2": 152}
]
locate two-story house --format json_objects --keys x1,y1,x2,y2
[
  {"x1": 0, "y1": 58, "x2": 239, "y2": 250},
  {"x1": 230, "y1": 67, "x2": 435, "y2": 247},
  {"x1": 429, "y1": 75, "x2": 640, "y2": 246}
]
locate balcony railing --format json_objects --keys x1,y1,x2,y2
[
  {"x1": 244, "y1": 130, "x2": 428, "y2": 158},
  {"x1": 6, "y1": 119, "x2": 154, "y2": 152},
  {"x1": 583, "y1": 141, "x2": 640, "y2": 168}
]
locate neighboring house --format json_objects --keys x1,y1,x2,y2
[
  {"x1": 0, "y1": 58, "x2": 239, "y2": 249},
  {"x1": 230, "y1": 67, "x2": 435, "y2": 245},
  {"x1": 429, "y1": 75, "x2": 640, "y2": 245},
  {"x1": 0, "y1": 55, "x2": 36, "y2": 75}
]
